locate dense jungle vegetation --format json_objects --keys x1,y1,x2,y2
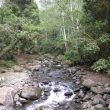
[{"x1": 0, "y1": 0, "x2": 110, "y2": 74}]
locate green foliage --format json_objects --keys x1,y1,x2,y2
[
  {"x1": 82, "y1": 42, "x2": 100, "y2": 58},
  {"x1": 64, "y1": 49, "x2": 80, "y2": 63},
  {"x1": 35, "y1": 36, "x2": 65, "y2": 54},
  {"x1": 95, "y1": 21, "x2": 106, "y2": 31},
  {"x1": 82, "y1": 0, "x2": 110, "y2": 74},
  {"x1": 98, "y1": 33, "x2": 110, "y2": 44},
  {"x1": 91, "y1": 57, "x2": 110, "y2": 74},
  {"x1": 0, "y1": 60, "x2": 17, "y2": 67},
  {"x1": 91, "y1": 59, "x2": 108, "y2": 72},
  {"x1": 0, "y1": 0, "x2": 40, "y2": 59}
]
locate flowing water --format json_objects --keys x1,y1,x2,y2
[
  {"x1": 24, "y1": 82, "x2": 75, "y2": 110},
  {"x1": 21, "y1": 58, "x2": 81, "y2": 110}
]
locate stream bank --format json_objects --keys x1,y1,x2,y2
[{"x1": 0, "y1": 55, "x2": 110, "y2": 110}]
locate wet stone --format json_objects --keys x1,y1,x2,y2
[
  {"x1": 21, "y1": 86, "x2": 42, "y2": 100},
  {"x1": 95, "y1": 104, "x2": 104, "y2": 109},
  {"x1": 64, "y1": 92, "x2": 73, "y2": 97},
  {"x1": 74, "y1": 87, "x2": 80, "y2": 92},
  {"x1": 58, "y1": 102, "x2": 65, "y2": 106},
  {"x1": 41, "y1": 96, "x2": 48, "y2": 100},
  {"x1": 42, "y1": 80, "x2": 50, "y2": 85},
  {"x1": 74, "y1": 95, "x2": 79, "y2": 99},
  {"x1": 44, "y1": 92, "x2": 50, "y2": 96},
  {"x1": 19, "y1": 98, "x2": 28, "y2": 104},
  {"x1": 53, "y1": 88, "x2": 61, "y2": 92},
  {"x1": 16, "y1": 101, "x2": 22, "y2": 107},
  {"x1": 78, "y1": 90, "x2": 85, "y2": 98}
]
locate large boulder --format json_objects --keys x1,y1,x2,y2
[
  {"x1": 82, "y1": 79, "x2": 96, "y2": 88},
  {"x1": 0, "y1": 86, "x2": 14, "y2": 106},
  {"x1": 21, "y1": 86, "x2": 42, "y2": 100},
  {"x1": 91, "y1": 87, "x2": 108, "y2": 94},
  {"x1": 92, "y1": 94, "x2": 105, "y2": 105}
]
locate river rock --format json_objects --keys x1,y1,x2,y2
[
  {"x1": 91, "y1": 87, "x2": 107, "y2": 94},
  {"x1": 0, "y1": 77, "x2": 5, "y2": 83},
  {"x1": 83, "y1": 94, "x2": 90, "y2": 101},
  {"x1": 26, "y1": 64, "x2": 41, "y2": 71},
  {"x1": 0, "y1": 86, "x2": 14, "y2": 106},
  {"x1": 103, "y1": 94, "x2": 108, "y2": 100},
  {"x1": 53, "y1": 88, "x2": 61, "y2": 92},
  {"x1": 104, "y1": 84, "x2": 110, "y2": 88},
  {"x1": 16, "y1": 101, "x2": 22, "y2": 107},
  {"x1": 21, "y1": 86, "x2": 42, "y2": 100},
  {"x1": 19, "y1": 97, "x2": 28, "y2": 104},
  {"x1": 106, "y1": 99, "x2": 110, "y2": 105},
  {"x1": 0, "y1": 106, "x2": 15, "y2": 110},
  {"x1": 64, "y1": 92, "x2": 73, "y2": 97},
  {"x1": 44, "y1": 92, "x2": 50, "y2": 96},
  {"x1": 82, "y1": 79, "x2": 96, "y2": 88},
  {"x1": 83, "y1": 102, "x2": 92, "y2": 109},
  {"x1": 95, "y1": 104, "x2": 104, "y2": 109},
  {"x1": 78, "y1": 90, "x2": 85, "y2": 98},
  {"x1": 67, "y1": 67, "x2": 77, "y2": 74},
  {"x1": 92, "y1": 94, "x2": 104, "y2": 105},
  {"x1": 38, "y1": 106, "x2": 53, "y2": 110},
  {"x1": 13, "y1": 65, "x2": 23, "y2": 72},
  {"x1": 52, "y1": 64, "x2": 62, "y2": 69},
  {"x1": 42, "y1": 80, "x2": 50, "y2": 85},
  {"x1": 105, "y1": 87, "x2": 110, "y2": 93},
  {"x1": 14, "y1": 94, "x2": 19, "y2": 102}
]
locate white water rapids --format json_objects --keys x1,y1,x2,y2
[{"x1": 25, "y1": 82, "x2": 75, "y2": 110}]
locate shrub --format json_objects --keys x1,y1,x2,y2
[
  {"x1": 64, "y1": 49, "x2": 80, "y2": 63},
  {"x1": 0, "y1": 60, "x2": 17, "y2": 67},
  {"x1": 91, "y1": 59, "x2": 108, "y2": 72},
  {"x1": 98, "y1": 33, "x2": 110, "y2": 44},
  {"x1": 82, "y1": 42, "x2": 100, "y2": 57}
]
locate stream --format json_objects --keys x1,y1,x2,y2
[
  {"x1": 21, "y1": 57, "x2": 82, "y2": 110},
  {"x1": 0, "y1": 55, "x2": 110, "y2": 110}
]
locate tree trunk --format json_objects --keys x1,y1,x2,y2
[
  {"x1": 62, "y1": 12, "x2": 68, "y2": 51},
  {"x1": 70, "y1": 0, "x2": 75, "y2": 32}
]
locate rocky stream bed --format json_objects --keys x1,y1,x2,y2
[{"x1": 0, "y1": 55, "x2": 110, "y2": 110}]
